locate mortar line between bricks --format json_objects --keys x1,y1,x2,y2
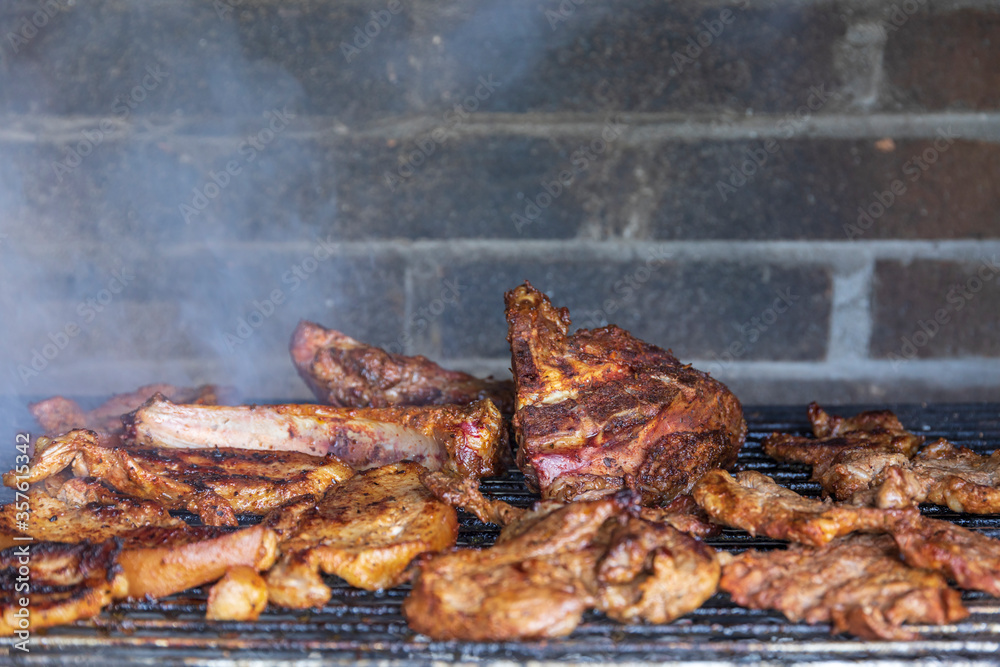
[
  {"x1": 2, "y1": 112, "x2": 999, "y2": 144},
  {"x1": 826, "y1": 259, "x2": 876, "y2": 362}
]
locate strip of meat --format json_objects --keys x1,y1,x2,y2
[
  {"x1": 637, "y1": 494, "x2": 722, "y2": 540},
  {"x1": 876, "y1": 440, "x2": 1000, "y2": 512},
  {"x1": 266, "y1": 462, "x2": 458, "y2": 605},
  {"x1": 30, "y1": 383, "x2": 230, "y2": 436},
  {"x1": 506, "y1": 281, "x2": 746, "y2": 505},
  {"x1": 206, "y1": 566, "x2": 269, "y2": 621},
  {"x1": 763, "y1": 403, "x2": 924, "y2": 467},
  {"x1": 691, "y1": 469, "x2": 915, "y2": 546},
  {"x1": 890, "y1": 513, "x2": 1000, "y2": 596},
  {"x1": 3, "y1": 430, "x2": 355, "y2": 526},
  {"x1": 720, "y1": 534, "x2": 968, "y2": 640},
  {"x1": 291, "y1": 320, "x2": 514, "y2": 412},
  {"x1": 125, "y1": 394, "x2": 506, "y2": 478},
  {"x1": 0, "y1": 478, "x2": 183, "y2": 547},
  {"x1": 0, "y1": 540, "x2": 126, "y2": 636},
  {"x1": 403, "y1": 491, "x2": 719, "y2": 640},
  {"x1": 420, "y1": 471, "x2": 527, "y2": 527}
]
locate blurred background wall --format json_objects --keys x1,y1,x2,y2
[{"x1": 1, "y1": 0, "x2": 999, "y2": 415}]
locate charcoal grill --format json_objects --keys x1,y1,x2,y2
[{"x1": 3, "y1": 403, "x2": 1000, "y2": 665}]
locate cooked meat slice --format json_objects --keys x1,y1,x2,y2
[
  {"x1": 505, "y1": 281, "x2": 746, "y2": 504},
  {"x1": 813, "y1": 449, "x2": 917, "y2": 505},
  {"x1": 3, "y1": 430, "x2": 354, "y2": 526},
  {"x1": 30, "y1": 383, "x2": 230, "y2": 436},
  {"x1": 291, "y1": 320, "x2": 515, "y2": 412},
  {"x1": 420, "y1": 471, "x2": 527, "y2": 527},
  {"x1": 763, "y1": 403, "x2": 924, "y2": 467},
  {"x1": 692, "y1": 470, "x2": 915, "y2": 546},
  {"x1": 266, "y1": 462, "x2": 458, "y2": 605},
  {"x1": 720, "y1": 535, "x2": 968, "y2": 640},
  {"x1": 206, "y1": 566, "x2": 269, "y2": 621},
  {"x1": 116, "y1": 524, "x2": 278, "y2": 599},
  {"x1": 638, "y1": 494, "x2": 722, "y2": 540},
  {"x1": 125, "y1": 394, "x2": 505, "y2": 478},
  {"x1": 0, "y1": 540, "x2": 126, "y2": 636},
  {"x1": 890, "y1": 514, "x2": 1000, "y2": 596},
  {"x1": 0, "y1": 478, "x2": 183, "y2": 546},
  {"x1": 403, "y1": 491, "x2": 719, "y2": 640},
  {"x1": 875, "y1": 440, "x2": 1000, "y2": 512}
]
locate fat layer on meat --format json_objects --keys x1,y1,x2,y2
[
  {"x1": 291, "y1": 320, "x2": 514, "y2": 412},
  {"x1": 692, "y1": 469, "x2": 915, "y2": 546},
  {"x1": 720, "y1": 534, "x2": 968, "y2": 640},
  {"x1": 3, "y1": 429, "x2": 354, "y2": 526},
  {"x1": 505, "y1": 281, "x2": 745, "y2": 504},
  {"x1": 403, "y1": 491, "x2": 720, "y2": 640},
  {"x1": 125, "y1": 395, "x2": 506, "y2": 478},
  {"x1": 266, "y1": 462, "x2": 458, "y2": 606}
]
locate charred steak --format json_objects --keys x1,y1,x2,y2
[{"x1": 505, "y1": 282, "x2": 746, "y2": 504}]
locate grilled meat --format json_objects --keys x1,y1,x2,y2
[
  {"x1": 692, "y1": 470, "x2": 915, "y2": 546},
  {"x1": 403, "y1": 491, "x2": 719, "y2": 640},
  {"x1": 890, "y1": 513, "x2": 1000, "y2": 597},
  {"x1": 720, "y1": 534, "x2": 968, "y2": 640},
  {"x1": 4, "y1": 429, "x2": 354, "y2": 526},
  {"x1": 291, "y1": 320, "x2": 514, "y2": 412},
  {"x1": 0, "y1": 478, "x2": 183, "y2": 547},
  {"x1": 505, "y1": 282, "x2": 745, "y2": 504},
  {"x1": 125, "y1": 395, "x2": 506, "y2": 478},
  {"x1": 266, "y1": 462, "x2": 458, "y2": 605},
  {"x1": 875, "y1": 439, "x2": 1000, "y2": 512},
  {"x1": 30, "y1": 383, "x2": 229, "y2": 437},
  {"x1": 0, "y1": 540, "x2": 126, "y2": 636},
  {"x1": 206, "y1": 566, "x2": 269, "y2": 621},
  {"x1": 637, "y1": 494, "x2": 722, "y2": 540}
]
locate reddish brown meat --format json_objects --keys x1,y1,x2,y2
[
  {"x1": 291, "y1": 320, "x2": 514, "y2": 412},
  {"x1": 505, "y1": 282, "x2": 746, "y2": 504}
]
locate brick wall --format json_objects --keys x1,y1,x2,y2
[{"x1": 1, "y1": 0, "x2": 999, "y2": 407}]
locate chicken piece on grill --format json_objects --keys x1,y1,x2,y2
[
  {"x1": 889, "y1": 513, "x2": 1000, "y2": 597},
  {"x1": 875, "y1": 440, "x2": 1000, "y2": 512},
  {"x1": 691, "y1": 469, "x2": 916, "y2": 546},
  {"x1": 3, "y1": 429, "x2": 354, "y2": 526},
  {"x1": 0, "y1": 478, "x2": 183, "y2": 548},
  {"x1": 291, "y1": 320, "x2": 515, "y2": 412},
  {"x1": 266, "y1": 462, "x2": 458, "y2": 606},
  {"x1": 206, "y1": 566, "x2": 269, "y2": 621},
  {"x1": 505, "y1": 282, "x2": 746, "y2": 504},
  {"x1": 0, "y1": 540, "x2": 126, "y2": 636},
  {"x1": 30, "y1": 383, "x2": 230, "y2": 437},
  {"x1": 720, "y1": 534, "x2": 968, "y2": 640},
  {"x1": 403, "y1": 490, "x2": 720, "y2": 640},
  {"x1": 125, "y1": 394, "x2": 506, "y2": 478}
]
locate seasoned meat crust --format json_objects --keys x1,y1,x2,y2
[
  {"x1": 505, "y1": 282, "x2": 745, "y2": 504},
  {"x1": 266, "y1": 462, "x2": 458, "y2": 605},
  {"x1": 291, "y1": 320, "x2": 514, "y2": 412},
  {"x1": 692, "y1": 469, "x2": 916, "y2": 546},
  {"x1": 720, "y1": 535, "x2": 968, "y2": 640},
  {"x1": 4, "y1": 429, "x2": 354, "y2": 526},
  {"x1": 404, "y1": 491, "x2": 719, "y2": 640},
  {"x1": 876, "y1": 440, "x2": 1000, "y2": 512},
  {"x1": 126, "y1": 394, "x2": 506, "y2": 478}
]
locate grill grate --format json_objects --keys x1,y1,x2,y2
[{"x1": 4, "y1": 403, "x2": 1000, "y2": 665}]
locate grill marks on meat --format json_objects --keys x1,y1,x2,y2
[
  {"x1": 692, "y1": 470, "x2": 916, "y2": 546},
  {"x1": 125, "y1": 395, "x2": 506, "y2": 478},
  {"x1": 4, "y1": 429, "x2": 354, "y2": 526},
  {"x1": 266, "y1": 462, "x2": 458, "y2": 605},
  {"x1": 30, "y1": 383, "x2": 229, "y2": 437},
  {"x1": 505, "y1": 282, "x2": 745, "y2": 504},
  {"x1": 403, "y1": 491, "x2": 720, "y2": 640},
  {"x1": 291, "y1": 320, "x2": 514, "y2": 412},
  {"x1": 720, "y1": 535, "x2": 969, "y2": 640}
]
